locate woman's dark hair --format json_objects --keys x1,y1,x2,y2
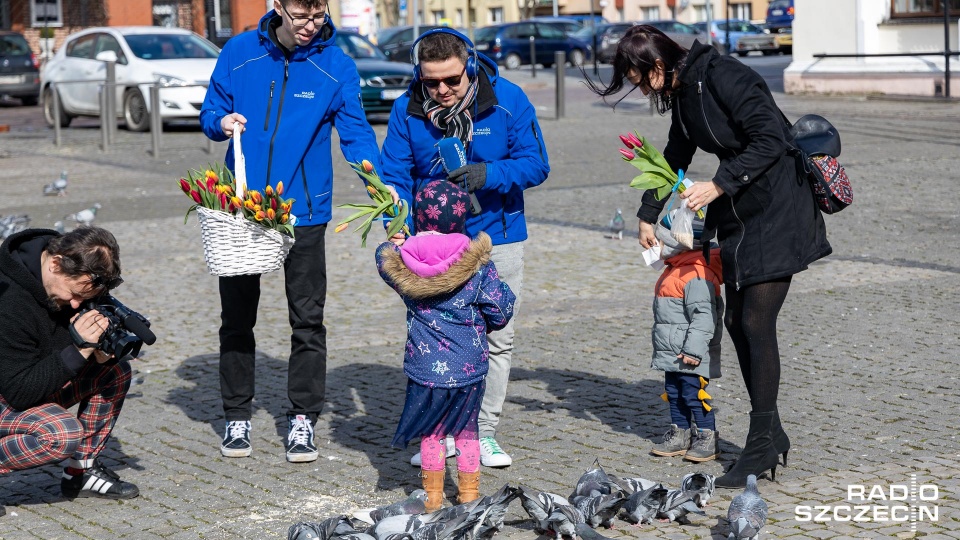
[
  {"x1": 46, "y1": 226, "x2": 122, "y2": 292},
  {"x1": 584, "y1": 25, "x2": 688, "y2": 114}
]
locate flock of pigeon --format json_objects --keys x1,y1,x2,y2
[
  {"x1": 285, "y1": 462, "x2": 768, "y2": 540},
  {"x1": 0, "y1": 171, "x2": 103, "y2": 241}
]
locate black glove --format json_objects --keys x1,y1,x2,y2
[{"x1": 447, "y1": 163, "x2": 487, "y2": 193}]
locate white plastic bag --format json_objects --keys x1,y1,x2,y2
[{"x1": 671, "y1": 194, "x2": 696, "y2": 249}]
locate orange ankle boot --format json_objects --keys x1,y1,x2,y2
[
  {"x1": 422, "y1": 469, "x2": 445, "y2": 512},
  {"x1": 457, "y1": 470, "x2": 481, "y2": 504}
]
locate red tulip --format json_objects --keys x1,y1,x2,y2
[
  {"x1": 270, "y1": 198, "x2": 277, "y2": 211},
  {"x1": 206, "y1": 176, "x2": 217, "y2": 192},
  {"x1": 179, "y1": 178, "x2": 190, "y2": 194},
  {"x1": 627, "y1": 133, "x2": 643, "y2": 148},
  {"x1": 220, "y1": 192, "x2": 228, "y2": 209},
  {"x1": 190, "y1": 190, "x2": 202, "y2": 204},
  {"x1": 228, "y1": 203, "x2": 237, "y2": 213},
  {"x1": 196, "y1": 180, "x2": 206, "y2": 192},
  {"x1": 619, "y1": 134, "x2": 635, "y2": 149},
  {"x1": 619, "y1": 148, "x2": 634, "y2": 160}
]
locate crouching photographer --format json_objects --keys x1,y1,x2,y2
[{"x1": 0, "y1": 227, "x2": 152, "y2": 500}]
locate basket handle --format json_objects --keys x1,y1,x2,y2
[{"x1": 232, "y1": 121, "x2": 246, "y2": 199}]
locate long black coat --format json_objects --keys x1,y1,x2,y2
[{"x1": 638, "y1": 42, "x2": 831, "y2": 289}]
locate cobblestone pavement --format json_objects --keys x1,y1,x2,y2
[{"x1": 1, "y1": 69, "x2": 959, "y2": 539}]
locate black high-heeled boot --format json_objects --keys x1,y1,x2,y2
[
  {"x1": 771, "y1": 408, "x2": 790, "y2": 466},
  {"x1": 715, "y1": 411, "x2": 780, "y2": 489}
]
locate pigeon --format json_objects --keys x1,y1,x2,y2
[
  {"x1": 53, "y1": 220, "x2": 65, "y2": 234},
  {"x1": 727, "y1": 474, "x2": 767, "y2": 540},
  {"x1": 621, "y1": 484, "x2": 666, "y2": 525},
  {"x1": 574, "y1": 523, "x2": 614, "y2": 540},
  {"x1": 570, "y1": 460, "x2": 616, "y2": 502},
  {"x1": 608, "y1": 475, "x2": 658, "y2": 496},
  {"x1": 43, "y1": 170, "x2": 68, "y2": 196},
  {"x1": 656, "y1": 488, "x2": 706, "y2": 523},
  {"x1": 471, "y1": 484, "x2": 521, "y2": 539},
  {"x1": 288, "y1": 515, "x2": 359, "y2": 540},
  {"x1": 545, "y1": 504, "x2": 585, "y2": 540},
  {"x1": 575, "y1": 492, "x2": 627, "y2": 529},
  {"x1": 517, "y1": 485, "x2": 571, "y2": 534},
  {"x1": 680, "y1": 472, "x2": 716, "y2": 507},
  {"x1": 0, "y1": 214, "x2": 30, "y2": 240},
  {"x1": 64, "y1": 203, "x2": 101, "y2": 227},
  {"x1": 608, "y1": 208, "x2": 625, "y2": 240},
  {"x1": 353, "y1": 490, "x2": 428, "y2": 525}
]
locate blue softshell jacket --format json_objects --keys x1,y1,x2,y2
[
  {"x1": 380, "y1": 55, "x2": 550, "y2": 245},
  {"x1": 200, "y1": 11, "x2": 381, "y2": 227}
]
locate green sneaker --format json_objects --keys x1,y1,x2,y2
[{"x1": 479, "y1": 437, "x2": 512, "y2": 467}]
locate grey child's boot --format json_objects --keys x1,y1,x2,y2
[
  {"x1": 650, "y1": 424, "x2": 691, "y2": 457},
  {"x1": 685, "y1": 428, "x2": 720, "y2": 462}
]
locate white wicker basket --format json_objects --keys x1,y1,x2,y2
[{"x1": 196, "y1": 124, "x2": 294, "y2": 276}]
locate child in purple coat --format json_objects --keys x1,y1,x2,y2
[{"x1": 375, "y1": 180, "x2": 515, "y2": 511}]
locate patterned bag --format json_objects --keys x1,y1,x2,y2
[
  {"x1": 806, "y1": 154, "x2": 852, "y2": 214},
  {"x1": 785, "y1": 113, "x2": 853, "y2": 214}
]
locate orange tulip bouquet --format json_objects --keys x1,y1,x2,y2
[
  {"x1": 178, "y1": 161, "x2": 296, "y2": 276},
  {"x1": 334, "y1": 160, "x2": 409, "y2": 247}
]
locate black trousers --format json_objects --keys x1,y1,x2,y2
[{"x1": 218, "y1": 224, "x2": 328, "y2": 424}]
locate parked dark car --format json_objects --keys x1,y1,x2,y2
[
  {"x1": 473, "y1": 22, "x2": 590, "y2": 70},
  {"x1": 336, "y1": 31, "x2": 413, "y2": 114},
  {"x1": 566, "y1": 14, "x2": 607, "y2": 27},
  {"x1": 0, "y1": 31, "x2": 40, "y2": 106},
  {"x1": 529, "y1": 17, "x2": 583, "y2": 35},
  {"x1": 766, "y1": 0, "x2": 794, "y2": 31},
  {"x1": 643, "y1": 20, "x2": 704, "y2": 49},
  {"x1": 376, "y1": 25, "x2": 443, "y2": 63},
  {"x1": 572, "y1": 22, "x2": 633, "y2": 63},
  {"x1": 692, "y1": 19, "x2": 764, "y2": 55}
]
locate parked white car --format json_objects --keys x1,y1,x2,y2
[{"x1": 40, "y1": 26, "x2": 219, "y2": 131}]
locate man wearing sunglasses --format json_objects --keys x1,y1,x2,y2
[
  {"x1": 0, "y1": 227, "x2": 139, "y2": 500},
  {"x1": 201, "y1": 0, "x2": 384, "y2": 464},
  {"x1": 381, "y1": 29, "x2": 550, "y2": 469}
]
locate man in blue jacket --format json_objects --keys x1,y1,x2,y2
[
  {"x1": 200, "y1": 0, "x2": 382, "y2": 463},
  {"x1": 381, "y1": 28, "x2": 549, "y2": 468}
]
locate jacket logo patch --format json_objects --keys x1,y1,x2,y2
[
  {"x1": 294, "y1": 90, "x2": 315, "y2": 99},
  {"x1": 472, "y1": 127, "x2": 491, "y2": 137}
]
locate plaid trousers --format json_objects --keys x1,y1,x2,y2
[{"x1": 0, "y1": 359, "x2": 132, "y2": 473}]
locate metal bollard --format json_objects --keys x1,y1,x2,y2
[
  {"x1": 206, "y1": 135, "x2": 214, "y2": 154},
  {"x1": 52, "y1": 84, "x2": 61, "y2": 147},
  {"x1": 150, "y1": 85, "x2": 161, "y2": 158},
  {"x1": 529, "y1": 36, "x2": 536, "y2": 78},
  {"x1": 104, "y1": 61, "x2": 116, "y2": 144},
  {"x1": 100, "y1": 88, "x2": 109, "y2": 151},
  {"x1": 554, "y1": 51, "x2": 565, "y2": 119}
]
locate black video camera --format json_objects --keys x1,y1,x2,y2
[{"x1": 71, "y1": 295, "x2": 157, "y2": 361}]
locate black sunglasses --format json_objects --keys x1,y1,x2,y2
[
  {"x1": 421, "y1": 65, "x2": 467, "y2": 89},
  {"x1": 90, "y1": 273, "x2": 124, "y2": 291}
]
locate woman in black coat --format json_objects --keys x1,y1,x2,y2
[{"x1": 589, "y1": 26, "x2": 832, "y2": 488}]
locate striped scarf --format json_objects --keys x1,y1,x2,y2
[{"x1": 421, "y1": 77, "x2": 480, "y2": 144}]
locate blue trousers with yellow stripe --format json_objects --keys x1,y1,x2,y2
[{"x1": 664, "y1": 372, "x2": 715, "y2": 430}]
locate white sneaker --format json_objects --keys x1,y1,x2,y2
[
  {"x1": 410, "y1": 437, "x2": 457, "y2": 466},
  {"x1": 479, "y1": 437, "x2": 512, "y2": 468}
]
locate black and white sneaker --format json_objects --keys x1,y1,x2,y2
[
  {"x1": 286, "y1": 414, "x2": 319, "y2": 463},
  {"x1": 221, "y1": 420, "x2": 252, "y2": 458},
  {"x1": 61, "y1": 459, "x2": 139, "y2": 500}
]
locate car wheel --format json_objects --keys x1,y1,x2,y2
[
  {"x1": 542, "y1": 61, "x2": 554, "y2": 69},
  {"x1": 762, "y1": 50, "x2": 776, "y2": 56},
  {"x1": 43, "y1": 87, "x2": 71, "y2": 127},
  {"x1": 737, "y1": 51, "x2": 748, "y2": 57},
  {"x1": 123, "y1": 88, "x2": 150, "y2": 132},
  {"x1": 21, "y1": 95, "x2": 38, "y2": 107},
  {"x1": 505, "y1": 53, "x2": 522, "y2": 70},
  {"x1": 568, "y1": 49, "x2": 585, "y2": 67}
]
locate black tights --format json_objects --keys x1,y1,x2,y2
[{"x1": 723, "y1": 277, "x2": 791, "y2": 413}]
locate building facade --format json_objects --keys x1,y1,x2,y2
[{"x1": 785, "y1": 0, "x2": 959, "y2": 97}]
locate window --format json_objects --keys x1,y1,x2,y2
[
  {"x1": 536, "y1": 24, "x2": 565, "y2": 39},
  {"x1": 66, "y1": 34, "x2": 97, "y2": 59},
  {"x1": 432, "y1": 10, "x2": 444, "y2": 23},
  {"x1": 0, "y1": 34, "x2": 31, "y2": 55},
  {"x1": 892, "y1": 0, "x2": 960, "y2": 17},
  {"x1": 124, "y1": 34, "x2": 219, "y2": 60},
  {"x1": 640, "y1": 6, "x2": 659, "y2": 20},
  {"x1": 214, "y1": 0, "x2": 233, "y2": 38},
  {"x1": 95, "y1": 34, "x2": 128, "y2": 65},
  {"x1": 514, "y1": 23, "x2": 536, "y2": 39},
  {"x1": 728, "y1": 3, "x2": 752, "y2": 20},
  {"x1": 489, "y1": 7, "x2": 504, "y2": 23},
  {"x1": 456, "y1": 9, "x2": 464, "y2": 26},
  {"x1": 31, "y1": 0, "x2": 63, "y2": 27}
]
